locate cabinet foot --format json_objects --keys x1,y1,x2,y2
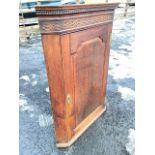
[{"x1": 56, "y1": 105, "x2": 106, "y2": 148}]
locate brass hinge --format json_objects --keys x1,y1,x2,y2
[
  {"x1": 100, "y1": 32, "x2": 107, "y2": 42},
  {"x1": 110, "y1": 32, "x2": 112, "y2": 43}
]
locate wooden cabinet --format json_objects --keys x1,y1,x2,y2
[{"x1": 36, "y1": 3, "x2": 118, "y2": 148}]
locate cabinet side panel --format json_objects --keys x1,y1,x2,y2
[
  {"x1": 42, "y1": 35, "x2": 68, "y2": 142},
  {"x1": 102, "y1": 24, "x2": 113, "y2": 102},
  {"x1": 60, "y1": 35, "x2": 76, "y2": 140}
]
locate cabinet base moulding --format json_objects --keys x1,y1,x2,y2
[{"x1": 56, "y1": 105, "x2": 106, "y2": 148}]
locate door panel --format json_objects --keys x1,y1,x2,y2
[
  {"x1": 70, "y1": 25, "x2": 108, "y2": 54},
  {"x1": 73, "y1": 37, "x2": 106, "y2": 125}
]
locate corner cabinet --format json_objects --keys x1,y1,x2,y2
[{"x1": 36, "y1": 3, "x2": 118, "y2": 148}]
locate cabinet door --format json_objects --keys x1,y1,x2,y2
[{"x1": 71, "y1": 26, "x2": 108, "y2": 125}]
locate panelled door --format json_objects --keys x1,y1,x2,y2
[{"x1": 70, "y1": 26, "x2": 108, "y2": 125}]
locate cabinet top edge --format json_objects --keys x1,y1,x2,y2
[{"x1": 35, "y1": 3, "x2": 119, "y2": 16}]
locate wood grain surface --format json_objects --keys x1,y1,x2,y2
[{"x1": 36, "y1": 3, "x2": 118, "y2": 147}]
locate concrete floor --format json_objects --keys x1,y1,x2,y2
[{"x1": 19, "y1": 16, "x2": 135, "y2": 155}]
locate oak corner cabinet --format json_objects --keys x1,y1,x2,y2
[{"x1": 36, "y1": 3, "x2": 118, "y2": 148}]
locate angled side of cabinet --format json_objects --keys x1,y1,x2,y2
[{"x1": 36, "y1": 3, "x2": 118, "y2": 148}]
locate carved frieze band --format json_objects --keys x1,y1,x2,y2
[
  {"x1": 36, "y1": 7, "x2": 115, "y2": 16},
  {"x1": 39, "y1": 13, "x2": 113, "y2": 34}
]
